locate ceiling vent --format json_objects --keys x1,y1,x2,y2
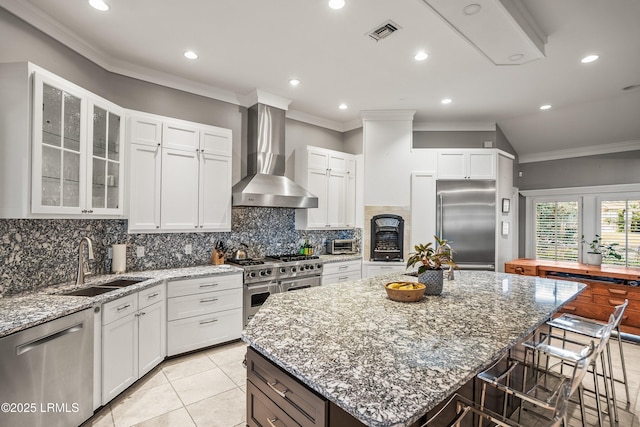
[
  {"x1": 421, "y1": 0, "x2": 546, "y2": 65},
  {"x1": 367, "y1": 20, "x2": 401, "y2": 41}
]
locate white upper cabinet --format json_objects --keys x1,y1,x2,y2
[
  {"x1": 31, "y1": 70, "x2": 125, "y2": 216},
  {"x1": 436, "y1": 149, "x2": 496, "y2": 180},
  {"x1": 295, "y1": 146, "x2": 357, "y2": 230},
  {"x1": 127, "y1": 112, "x2": 232, "y2": 233}
]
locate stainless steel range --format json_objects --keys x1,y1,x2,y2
[{"x1": 229, "y1": 254, "x2": 323, "y2": 326}]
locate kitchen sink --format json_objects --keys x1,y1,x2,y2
[
  {"x1": 62, "y1": 287, "x2": 119, "y2": 297},
  {"x1": 99, "y1": 278, "x2": 147, "y2": 288}
]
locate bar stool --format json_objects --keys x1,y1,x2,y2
[
  {"x1": 546, "y1": 300, "x2": 630, "y2": 420},
  {"x1": 523, "y1": 314, "x2": 617, "y2": 427},
  {"x1": 477, "y1": 340, "x2": 596, "y2": 427}
]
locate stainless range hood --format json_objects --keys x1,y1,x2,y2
[{"x1": 232, "y1": 103, "x2": 318, "y2": 208}]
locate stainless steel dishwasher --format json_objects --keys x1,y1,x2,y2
[{"x1": 0, "y1": 308, "x2": 93, "y2": 427}]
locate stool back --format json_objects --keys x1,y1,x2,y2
[{"x1": 611, "y1": 299, "x2": 629, "y2": 329}]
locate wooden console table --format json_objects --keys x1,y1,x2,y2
[{"x1": 505, "y1": 259, "x2": 640, "y2": 335}]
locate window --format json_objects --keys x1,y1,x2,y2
[
  {"x1": 600, "y1": 199, "x2": 640, "y2": 267},
  {"x1": 535, "y1": 201, "x2": 579, "y2": 261}
]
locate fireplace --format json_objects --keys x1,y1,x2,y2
[{"x1": 370, "y1": 214, "x2": 404, "y2": 261}]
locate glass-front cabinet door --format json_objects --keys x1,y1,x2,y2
[
  {"x1": 88, "y1": 99, "x2": 125, "y2": 215},
  {"x1": 32, "y1": 72, "x2": 87, "y2": 214}
]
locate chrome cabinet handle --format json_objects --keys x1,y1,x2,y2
[
  {"x1": 267, "y1": 417, "x2": 279, "y2": 427},
  {"x1": 199, "y1": 298, "x2": 218, "y2": 303},
  {"x1": 199, "y1": 318, "x2": 218, "y2": 325},
  {"x1": 147, "y1": 292, "x2": 159, "y2": 299},
  {"x1": 117, "y1": 304, "x2": 131, "y2": 311},
  {"x1": 338, "y1": 276, "x2": 349, "y2": 280},
  {"x1": 338, "y1": 265, "x2": 348, "y2": 270},
  {"x1": 266, "y1": 380, "x2": 289, "y2": 398},
  {"x1": 199, "y1": 283, "x2": 218, "y2": 288}
]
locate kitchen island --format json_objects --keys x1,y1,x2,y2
[{"x1": 242, "y1": 270, "x2": 585, "y2": 427}]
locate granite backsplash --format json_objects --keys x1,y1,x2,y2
[{"x1": 0, "y1": 207, "x2": 361, "y2": 295}]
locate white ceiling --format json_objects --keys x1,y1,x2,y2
[{"x1": 3, "y1": 0, "x2": 640, "y2": 160}]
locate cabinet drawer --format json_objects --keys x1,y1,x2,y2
[
  {"x1": 322, "y1": 272, "x2": 362, "y2": 286},
  {"x1": 322, "y1": 260, "x2": 361, "y2": 276},
  {"x1": 590, "y1": 283, "x2": 640, "y2": 301},
  {"x1": 620, "y1": 308, "x2": 640, "y2": 328},
  {"x1": 138, "y1": 283, "x2": 165, "y2": 310},
  {"x1": 558, "y1": 301, "x2": 607, "y2": 322},
  {"x1": 247, "y1": 347, "x2": 327, "y2": 427},
  {"x1": 102, "y1": 293, "x2": 138, "y2": 325},
  {"x1": 592, "y1": 295, "x2": 640, "y2": 312},
  {"x1": 168, "y1": 288, "x2": 242, "y2": 321},
  {"x1": 167, "y1": 308, "x2": 241, "y2": 356},
  {"x1": 366, "y1": 264, "x2": 407, "y2": 278},
  {"x1": 247, "y1": 380, "x2": 301, "y2": 427},
  {"x1": 505, "y1": 264, "x2": 537, "y2": 276},
  {"x1": 167, "y1": 273, "x2": 241, "y2": 298}
]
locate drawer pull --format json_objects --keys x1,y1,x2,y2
[
  {"x1": 563, "y1": 305, "x2": 577, "y2": 312},
  {"x1": 199, "y1": 298, "x2": 219, "y2": 303},
  {"x1": 515, "y1": 267, "x2": 524, "y2": 274},
  {"x1": 608, "y1": 298, "x2": 626, "y2": 306},
  {"x1": 267, "y1": 380, "x2": 289, "y2": 398},
  {"x1": 267, "y1": 417, "x2": 279, "y2": 427},
  {"x1": 338, "y1": 276, "x2": 349, "y2": 281},
  {"x1": 339, "y1": 265, "x2": 348, "y2": 270},
  {"x1": 147, "y1": 292, "x2": 159, "y2": 299},
  {"x1": 117, "y1": 304, "x2": 131, "y2": 311},
  {"x1": 199, "y1": 283, "x2": 219, "y2": 288},
  {"x1": 609, "y1": 289, "x2": 628, "y2": 296},
  {"x1": 199, "y1": 318, "x2": 218, "y2": 325}
]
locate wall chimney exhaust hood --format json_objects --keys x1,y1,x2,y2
[
  {"x1": 421, "y1": 0, "x2": 546, "y2": 65},
  {"x1": 232, "y1": 97, "x2": 318, "y2": 209}
]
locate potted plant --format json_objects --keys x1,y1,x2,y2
[
  {"x1": 581, "y1": 234, "x2": 622, "y2": 266},
  {"x1": 406, "y1": 236, "x2": 458, "y2": 295}
]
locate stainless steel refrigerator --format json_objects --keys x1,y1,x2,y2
[{"x1": 436, "y1": 180, "x2": 496, "y2": 271}]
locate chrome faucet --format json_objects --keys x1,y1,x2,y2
[{"x1": 76, "y1": 237, "x2": 95, "y2": 285}]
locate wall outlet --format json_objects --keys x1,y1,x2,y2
[
  {"x1": 107, "y1": 247, "x2": 113, "y2": 259},
  {"x1": 483, "y1": 140, "x2": 494, "y2": 148},
  {"x1": 185, "y1": 244, "x2": 192, "y2": 255},
  {"x1": 136, "y1": 246, "x2": 145, "y2": 258}
]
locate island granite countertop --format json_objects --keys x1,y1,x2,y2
[
  {"x1": 242, "y1": 270, "x2": 585, "y2": 427},
  {"x1": 0, "y1": 264, "x2": 242, "y2": 339}
]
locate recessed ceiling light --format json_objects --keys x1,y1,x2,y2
[
  {"x1": 581, "y1": 54, "x2": 599, "y2": 64},
  {"x1": 539, "y1": 104, "x2": 552, "y2": 110},
  {"x1": 414, "y1": 51, "x2": 429, "y2": 61},
  {"x1": 289, "y1": 79, "x2": 301, "y2": 87},
  {"x1": 184, "y1": 51, "x2": 198, "y2": 60},
  {"x1": 328, "y1": 0, "x2": 345, "y2": 10},
  {"x1": 441, "y1": 98, "x2": 452, "y2": 105},
  {"x1": 338, "y1": 103, "x2": 348, "y2": 110},
  {"x1": 509, "y1": 53, "x2": 524, "y2": 62},
  {"x1": 89, "y1": 0, "x2": 109, "y2": 11},
  {"x1": 463, "y1": 3, "x2": 481, "y2": 15}
]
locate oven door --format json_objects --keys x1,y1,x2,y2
[
  {"x1": 280, "y1": 275, "x2": 321, "y2": 292},
  {"x1": 244, "y1": 281, "x2": 279, "y2": 326}
]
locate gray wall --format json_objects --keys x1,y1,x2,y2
[
  {"x1": 344, "y1": 127, "x2": 364, "y2": 155},
  {"x1": 412, "y1": 130, "x2": 496, "y2": 149}
]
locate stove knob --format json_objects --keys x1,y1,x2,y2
[
  {"x1": 279, "y1": 267, "x2": 286, "y2": 274},
  {"x1": 259, "y1": 270, "x2": 266, "y2": 277},
  {"x1": 316, "y1": 263, "x2": 322, "y2": 269},
  {"x1": 308, "y1": 264, "x2": 314, "y2": 270},
  {"x1": 249, "y1": 271, "x2": 257, "y2": 278},
  {"x1": 266, "y1": 269, "x2": 272, "y2": 275},
  {"x1": 291, "y1": 267, "x2": 297, "y2": 273}
]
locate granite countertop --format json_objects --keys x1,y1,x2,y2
[
  {"x1": 242, "y1": 270, "x2": 585, "y2": 427},
  {"x1": 319, "y1": 254, "x2": 362, "y2": 263},
  {"x1": 0, "y1": 264, "x2": 242, "y2": 338}
]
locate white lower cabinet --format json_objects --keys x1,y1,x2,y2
[
  {"x1": 321, "y1": 260, "x2": 362, "y2": 285},
  {"x1": 167, "y1": 273, "x2": 242, "y2": 357},
  {"x1": 101, "y1": 283, "x2": 166, "y2": 405},
  {"x1": 364, "y1": 262, "x2": 408, "y2": 278}
]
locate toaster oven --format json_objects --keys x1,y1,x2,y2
[{"x1": 325, "y1": 239, "x2": 357, "y2": 254}]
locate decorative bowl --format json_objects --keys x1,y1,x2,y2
[{"x1": 384, "y1": 282, "x2": 426, "y2": 302}]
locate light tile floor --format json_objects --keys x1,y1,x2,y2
[{"x1": 83, "y1": 338, "x2": 640, "y2": 427}]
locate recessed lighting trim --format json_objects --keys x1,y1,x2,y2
[
  {"x1": 184, "y1": 51, "x2": 198, "y2": 60},
  {"x1": 581, "y1": 54, "x2": 599, "y2": 64},
  {"x1": 328, "y1": 0, "x2": 345, "y2": 10},
  {"x1": 441, "y1": 98, "x2": 452, "y2": 105},
  {"x1": 463, "y1": 3, "x2": 481, "y2": 15},
  {"x1": 414, "y1": 51, "x2": 429, "y2": 61},
  {"x1": 289, "y1": 79, "x2": 301, "y2": 87},
  {"x1": 509, "y1": 53, "x2": 524, "y2": 62},
  {"x1": 539, "y1": 104, "x2": 552, "y2": 110},
  {"x1": 338, "y1": 103, "x2": 348, "y2": 110},
  {"x1": 89, "y1": 0, "x2": 109, "y2": 11}
]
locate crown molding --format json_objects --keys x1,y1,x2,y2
[
  {"x1": 241, "y1": 90, "x2": 291, "y2": 110},
  {"x1": 518, "y1": 139, "x2": 640, "y2": 164},
  {"x1": 413, "y1": 121, "x2": 496, "y2": 131},
  {"x1": 361, "y1": 110, "x2": 416, "y2": 121}
]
